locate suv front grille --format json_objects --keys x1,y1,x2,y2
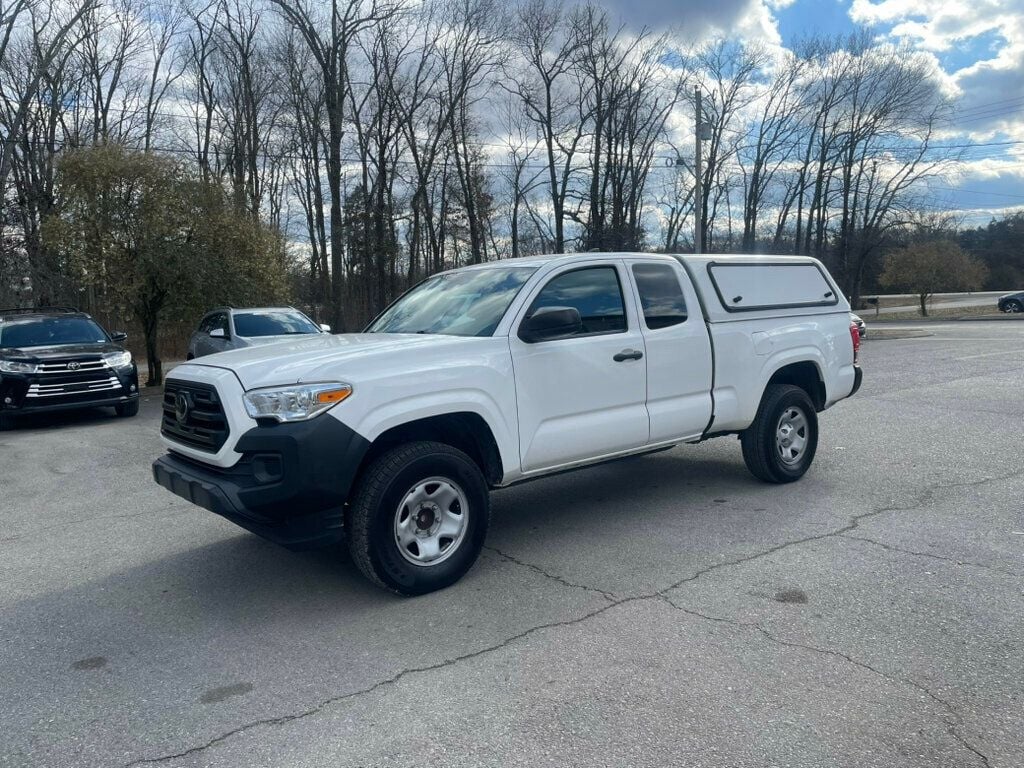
[
  {"x1": 37, "y1": 359, "x2": 108, "y2": 375},
  {"x1": 161, "y1": 380, "x2": 229, "y2": 452}
]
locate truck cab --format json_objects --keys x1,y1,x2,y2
[{"x1": 153, "y1": 253, "x2": 861, "y2": 595}]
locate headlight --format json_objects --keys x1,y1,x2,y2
[
  {"x1": 243, "y1": 382, "x2": 352, "y2": 423},
  {"x1": 103, "y1": 351, "x2": 133, "y2": 368},
  {"x1": 0, "y1": 360, "x2": 37, "y2": 374}
]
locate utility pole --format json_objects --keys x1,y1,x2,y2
[{"x1": 694, "y1": 86, "x2": 703, "y2": 255}]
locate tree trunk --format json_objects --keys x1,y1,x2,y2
[
  {"x1": 326, "y1": 90, "x2": 347, "y2": 332},
  {"x1": 142, "y1": 313, "x2": 162, "y2": 387}
]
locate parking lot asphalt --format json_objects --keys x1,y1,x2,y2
[{"x1": 1, "y1": 321, "x2": 1022, "y2": 768}]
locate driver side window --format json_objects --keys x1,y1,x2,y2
[{"x1": 526, "y1": 267, "x2": 627, "y2": 337}]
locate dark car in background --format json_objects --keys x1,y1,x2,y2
[
  {"x1": 0, "y1": 307, "x2": 140, "y2": 430},
  {"x1": 186, "y1": 307, "x2": 329, "y2": 359},
  {"x1": 997, "y1": 292, "x2": 1023, "y2": 313}
]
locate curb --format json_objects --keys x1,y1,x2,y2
[
  {"x1": 865, "y1": 330, "x2": 934, "y2": 340},
  {"x1": 957, "y1": 315, "x2": 1024, "y2": 322}
]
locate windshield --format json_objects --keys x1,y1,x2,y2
[
  {"x1": 233, "y1": 311, "x2": 320, "y2": 337},
  {"x1": 0, "y1": 317, "x2": 109, "y2": 349},
  {"x1": 366, "y1": 267, "x2": 537, "y2": 337}
]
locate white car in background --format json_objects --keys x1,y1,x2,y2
[
  {"x1": 186, "y1": 307, "x2": 330, "y2": 359},
  {"x1": 850, "y1": 312, "x2": 866, "y2": 338}
]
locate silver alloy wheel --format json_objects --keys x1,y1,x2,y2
[
  {"x1": 1005, "y1": 301, "x2": 1022, "y2": 313},
  {"x1": 393, "y1": 476, "x2": 469, "y2": 567},
  {"x1": 776, "y1": 406, "x2": 809, "y2": 466}
]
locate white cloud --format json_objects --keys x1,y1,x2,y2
[
  {"x1": 848, "y1": 0, "x2": 1024, "y2": 139},
  {"x1": 596, "y1": 0, "x2": 784, "y2": 44}
]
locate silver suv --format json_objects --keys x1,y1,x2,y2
[{"x1": 186, "y1": 307, "x2": 329, "y2": 359}]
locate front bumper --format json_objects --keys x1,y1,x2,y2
[
  {"x1": 1, "y1": 365, "x2": 139, "y2": 415},
  {"x1": 152, "y1": 415, "x2": 370, "y2": 548}
]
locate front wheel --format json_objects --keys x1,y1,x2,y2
[
  {"x1": 1003, "y1": 300, "x2": 1023, "y2": 313},
  {"x1": 741, "y1": 384, "x2": 818, "y2": 484},
  {"x1": 0, "y1": 412, "x2": 13, "y2": 431},
  {"x1": 346, "y1": 441, "x2": 490, "y2": 596}
]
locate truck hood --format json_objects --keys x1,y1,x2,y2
[{"x1": 181, "y1": 332, "x2": 496, "y2": 390}]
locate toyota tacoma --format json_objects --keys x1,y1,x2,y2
[{"x1": 153, "y1": 253, "x2": 862, "y2": 595}]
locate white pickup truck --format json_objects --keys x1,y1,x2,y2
[{"x1": 153, "y1": 253, "x2": 862, "y2": 595}]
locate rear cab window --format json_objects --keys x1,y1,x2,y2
[{"x1": 632, "y1": 263, "x2": 688, "y2": 329}]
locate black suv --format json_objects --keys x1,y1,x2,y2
[{"x1": 0, "y1": 307, "x2": 140, "y2": 430}]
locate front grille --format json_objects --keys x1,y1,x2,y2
[
  {"x1": 37, "y1": 359, "x2": 108, "y2": 375},
  {"x1": 161, "y1": 380, "x2": 230, "y2": 452},
  {"x1": 26, "y1": 376, "x2": 121, "y2": 398}
]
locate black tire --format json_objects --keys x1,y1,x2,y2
[
  {"x1": 0, "y1": 412, "x2": 13, "y2": 431},
  {"x1": 346, "y1": 441, "x2": 490, "y2": 596},
  {"x1": 1003, "y1": 300, "x2": 1023, "y2": 313},
  {"x1": 115, "y1": 400, "x2": 140, "y2": 418},
  {"x1": 741, "y1": 383, "x2": 818, "y2": 484}
]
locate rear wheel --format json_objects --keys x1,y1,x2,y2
[
  {"x1": 115, "y1": 400, "x2": 140, "y2": 418},
  {"x1": 346, "y1": 441, "x2": 489, "y2": 596},
  {"x1": 741, "y1": 384, "x2": 818, "y2": 484}
]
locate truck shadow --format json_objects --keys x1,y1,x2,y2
[{"x1": 2, "y1": 446, "x2": 815, "y2": 683}]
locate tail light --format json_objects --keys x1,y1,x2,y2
[{"x1": 849, "y1": 321, "x2": 861, "y2": 364}]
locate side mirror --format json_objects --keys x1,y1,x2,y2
[
  {"x1": 209, "y1": 328, "x2": 226, "y2": 339},
  {"x1": 110, "y1": 331, "x2": 128, "y2": 343},
  {"x1": 319, "y1": 324, "x2": 332, "y2": 333},
  {"x1": 519, "y1": 306, "x2": 583, "y2": 344}
]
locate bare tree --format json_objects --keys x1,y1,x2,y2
[
  {"x1": 687, "y1": 39, "x2": 766, "y2": 251},
  {"x1": 507, "y1": 0, "x2": 584, "y2": 253},
  {"x1": 438, "y1": 0, "x2": 506, "y2": 265},
  {"x1": 269, "y1": 0, "x2": 398, "y2": 331},
  {"x1": 0, "y1": 0, "x2": 97, "y2": 190},
  {"x1": 739, "y1": 51, "x2": 805, "y2": 250},
  {"x1": 140, "y1": 0, "x2": 185, "y2": 151}
]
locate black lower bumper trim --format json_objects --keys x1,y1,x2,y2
[
  {"x1": 153, "y1": 416, "x2": 370, "y2": 549},
  {"x1": 850, "y1": 365, "x2": 863, "y2": 397},
  {"x1": 12, "y1": 392, "x2": 139, "y2": 415}
]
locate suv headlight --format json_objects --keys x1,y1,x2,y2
[
  {"x1": 103, "y1": 351, "x2": 133, "y2": 368},
  {"x1": 243, "y1": 382, "x2": 352, "y2": 423},
  {"x1": 0, "y1": 360, "x2": 37, "y2": 374}
]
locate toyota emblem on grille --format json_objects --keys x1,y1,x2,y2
[
  {"x1": 174, "y1": 392, "x2": 192, "y2": 424},
  {"x1": 67, "y1": 361, "x2": 80, "y2": 370}
]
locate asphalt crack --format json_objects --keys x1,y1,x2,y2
[
  {"x1": 123, "y1": 595, "x2": 651, "y2": 767},
  {"x1": 842, "y1": 533, "x2": 1021, "y2": 577},
  {"x1": 123, "y1": 470, "x2": 1020, "y2": 767},
  {"x1": 659, "y1": 597, "x2": 992, "y2": 767},
  {"x1": 484, "y1": 545, "x2": 617, "y2": 601}
]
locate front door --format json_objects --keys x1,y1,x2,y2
[{"x1": 510, "y1": 262, "x2": 649, "y2": 473}]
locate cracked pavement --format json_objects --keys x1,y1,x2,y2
[{"x1": 1, "y1": 320, "x2": 1022, "y2": 768}]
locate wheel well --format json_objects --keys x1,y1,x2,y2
[
  {"x1": 360, "y1": 412, "x2": 503, "y2": 486},
  {"x1": 767, "y1": 362, "x2": 826, "y2": 411}
]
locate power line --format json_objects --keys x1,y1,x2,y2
[{"x1": 926, "y1": 185, "x2": 1024, "y2": 200}]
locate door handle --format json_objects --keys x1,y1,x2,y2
[{"x1": 613, "y1": 349, "x2": 643, "y2": 362}]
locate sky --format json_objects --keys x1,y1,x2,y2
[{"x1": 601, "y1": 0, "x2": 1024, "y2": 226}]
